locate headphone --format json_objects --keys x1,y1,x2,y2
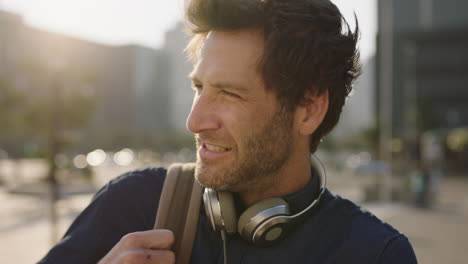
[{"x1": 203, "y1": 155, "x2": 327, "y2": 247}]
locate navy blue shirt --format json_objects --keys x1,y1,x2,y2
[{"x1": 38, "y1": 167, "x2": 417, "y2": 263}]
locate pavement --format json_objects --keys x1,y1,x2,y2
[
  {"x1": 370, "y1": 177, "x2": 468, "y2": 264},
  {"x1": 0, "y1": 165, "x2": 467, "y2": 264}
]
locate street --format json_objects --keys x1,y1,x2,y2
[{"x1": 1, "y1": 165, "x2": 467, "y2": 264}]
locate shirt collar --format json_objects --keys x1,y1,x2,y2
[{"x1": 282, "y1": 167, "x2": 320, "y2": 215}]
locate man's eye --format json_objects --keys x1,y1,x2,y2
[{"x1": 222, "y1": 90, "x2": 240, "y2": 98}]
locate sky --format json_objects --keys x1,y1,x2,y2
[{"x1": 0, "y1": 0, "x2": 376, "y2": 61}]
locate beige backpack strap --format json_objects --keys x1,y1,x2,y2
[{"x1": 154, "y1": 163, "x2": 203, "y2": 264}]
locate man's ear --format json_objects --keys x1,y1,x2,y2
[{"x1": 294, "y1": 90, "x2": 329, "y2": 136}]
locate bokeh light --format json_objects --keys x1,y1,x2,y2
[
  {"x1": 113, "y1": 148, "x2": 135, "y2": 166},
  {"x1": 73, "y1": 154, "x2": 88, "y2": 169},
  {"x1": 86, "y1": 149, "x2": 106, "y2": 167},
  {"x1": 447, "y1": 128, "x2": 468, "y2": 152}
]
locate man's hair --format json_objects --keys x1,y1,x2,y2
[{"x1": 185, "y1": 0, "x2": 360, "y2": 153}]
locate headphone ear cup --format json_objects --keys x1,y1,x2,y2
[
  {"x1": 237, "y1": 198, "x2": 290, "y2": 244},
  {"x1": 203, "y1": 189, "x2": 237, "y2": 235},
  {"x1": 216, "y1": 191, "x2": 238, "y2": 234}
]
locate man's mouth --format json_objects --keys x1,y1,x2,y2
[{"x1": 204, "y1": 143, "x2": 232, "y2": 153}]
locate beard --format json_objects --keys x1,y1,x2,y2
[{"x1": 194, "y1": 108, "x2": 294, "y2": 192}]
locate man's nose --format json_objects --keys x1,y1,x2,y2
[{"x1": 186, "y1": 92, "x2": 219, "y2": 133}]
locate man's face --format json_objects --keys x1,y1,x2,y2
[{"x1": 186, "y1": 30, "x2": 296, "y2": 192}]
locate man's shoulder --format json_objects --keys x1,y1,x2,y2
[
  {"x1": 319, "y1": 190, "x2": 401, "y2": 236},
  {"x1": 87, "y1": 166, "x2": 170, "y2": 230},
  {"x1": 310, "y1": 190, "x2": 416, "y2": 262},
  {"x1": 91, "y1": 167, "x2": 168, "y2": 206},
  {"x1": 37, "y1": 167, "x2": 169, "y2": 264},
  {"x1": 109, "y1": 167, "x2": 167, "y2": 186}
]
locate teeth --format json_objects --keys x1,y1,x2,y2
[{"x1": 205, "y1": 143, "x2": 229, "y2": 152}]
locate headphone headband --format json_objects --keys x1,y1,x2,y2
[{"x1": 286, "y1": 154, "x2": 327, "y2": 220}]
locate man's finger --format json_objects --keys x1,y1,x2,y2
[
  {"x1": 119, "y1": 248, "x2": 175, "y2": 264},
  {"x1": 120, "y1": 229, "x2": 175, "y2": 250}
]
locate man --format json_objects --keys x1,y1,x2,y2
[{"x1": 39, "y1": 0, "x2": 417, "y2": 263}]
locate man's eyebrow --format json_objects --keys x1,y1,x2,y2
[
  {"x1": 188, "y1": 73, "x2": 249, "y2": 93},
  {"x1": 210, "y1": 81, "x2": 250, "y2": 93}
]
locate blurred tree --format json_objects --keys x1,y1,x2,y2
[
  {"x1": 361, "y1": 120, "x2": 380, "y2": 155},
  {"x1": 323, "y1": 120, "x2": 380, "y2": 155},
  {"x1": 0, "y1": 63, "x2": 98, "y2": 158},
  {"x1": 0, "y1": 78, "x2": 25, "y2": 132},
  {"x1": 0, "y1": 77, "x2": 32, "y2": 157}
]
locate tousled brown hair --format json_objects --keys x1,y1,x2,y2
[{"x1": 185, "y1": 0, "x2": 361, "y2": 153}]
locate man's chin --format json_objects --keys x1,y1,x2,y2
[
  {"x1": 195, "y1": 172, "x2": 226, "y2": 190},
  {"x1": 194, "y1": 166, "x2": 236, "y2": 191}
]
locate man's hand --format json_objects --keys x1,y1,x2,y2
[{"x1": 98, "y1": 229, "x2": 175, "y2": 264}]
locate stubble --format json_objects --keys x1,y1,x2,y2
[{"x1": 194, "y1": 108, "x2": 294, "y2": 192}]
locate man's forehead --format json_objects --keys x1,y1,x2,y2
[
  {"x1": 189, "y1": 69, "x2": 251, "y2": 93},
  {"x1": 190, "y1": 31, "x2": 263, "y2": 78},
  {"x1": 187, "y1": 30, "x2": 263, "y2": 67}
]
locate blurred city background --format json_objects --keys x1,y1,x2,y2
[{"x1": 0, "y1": 0, "x2": 467, "y2": 263}]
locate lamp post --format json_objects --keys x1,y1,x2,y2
[
  {"x1": 378, "y1": 0, "x2": 394, "y2": 201},
  {"x1": 47, "y1": 58, "x2": 67, "y2": 244}
]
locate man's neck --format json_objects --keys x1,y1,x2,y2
[{"x1": 238, "y1": 152, "x2": 312, "y2": 207}]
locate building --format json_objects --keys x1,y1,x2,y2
[
  {"x1": 377, "y1": 0, "x2": 468, "y2": 172},
  {"x1": 0, "y1": 10, "x2": 174, "y2": 153},
  {"x1": 332, "y1": 56, "x2": 376, "y2": 140},
  {"x1": 163, "y1": 22, "x2": 194, "y2": 132}
]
